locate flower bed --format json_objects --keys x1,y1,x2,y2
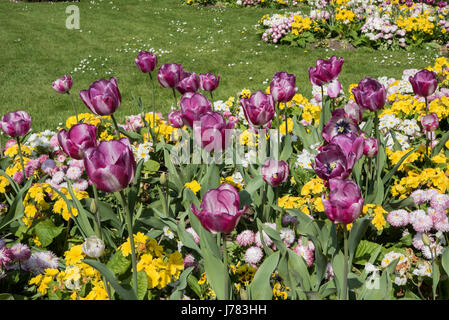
[
  {"x1": 183, "y1": 0, "x2": 300, "y2": 8},
  {"x1": 1, "y1": 50, "x2": 449, "y2": 300},
  {"x1": 257, "y1": 0, "x2": 449, "y2": 49}
]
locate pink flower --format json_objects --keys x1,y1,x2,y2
[
  {"x1": 410, "y1": 189, "x2": 427, "y2": 205},
  {"x1": 184, "y1": 253, "x2": 197, "y2": 269},
  {"x1": 186, "y1": 227, "x2": 200, "y2": 244},
  {"x1": 410, "y1": 210, "x2": 433, "y2": 233},
  {"x1": 244, "y1": 246, "x2": 264, "y2": 264},
  {"x1": 236, "y1": 230, "x2": 255, "y2": 246},
  {"x1": 387, "y1": 209, "x2": 409, "y2": 227},
  {"x1": 430, "y1": 193, "x2": 449, "y2": 210},
  {"x1": 294, "y1": 245, "x2": 314, "y2": 267}
]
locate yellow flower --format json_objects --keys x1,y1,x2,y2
[
  {"x1": 64, "y1": 245, "x2": 85, "y2": 265},
  {"x1": 185, "y1": 180, "x2": 201, "y2": 195}
]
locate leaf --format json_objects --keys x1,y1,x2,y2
[
  {"x1": 131, "y1": 271, "x2": 148, "y2": 300},
  {"x1": 248, "y1": 251, "x2": 280, "y2": 300},
  {"x1": 382, "y1": 147, "x2": 418, "y2": 186},
  {"x1": 432, "y1": 260, "x2": 440, "y2": 299},
  {"x1": 331, "y1": 250, "x2": 346, "y2": 300},
  {"x1": 143, "y1": 159, "x2": 160, "y2": 174},
  {"x1": 348, "y1": 216, "x2": 371, "y2": 266},
  {"x1": 280, "y1": 134, "x2": 292, "y2": 161},
  {"x1": 442, "y1": 247, "x2": 449, "y2": 277},
  {"x1": 84, "y1": 259, "x2": 137, "y2": 300},
  {"x1": 106, "y1": 250, "x2": 131, "y2": 276},
  {"x1": 353, "y1": 240, "x2": 382, "y2": 265},
  {"x1": 170, "y1": 267, "x2": 194, "y2": 300},
  {"x1": 432, "y1": 129, "x2": 449, "y2": 157},
  {"x1": 33, "y1": 219, "x2": 64, "y2": 247},
  {"x1": 0, "y1": 177, "x2": 33, "y2": 231}
]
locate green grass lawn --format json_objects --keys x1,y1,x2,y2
[{"x1": 0, "y1": 0, "x2": 441, "y2": 132}]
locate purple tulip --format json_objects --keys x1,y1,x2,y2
[
  {"x1": 327, "y1": 80, "x2": 342, "y2": 98},
  {"x1": 313, "y1": 144, "x2": 353, "y2": 181},
  {"x1": 308, "y1": 56, "x2": 344, "y2": 86},
  {"x1": 193, "y1": 111, "x2": 236, "y2": 152},
  {"x1": 322, "y1": 178, "x2": 364, "y2": 225},
  {"x1": 352, "y1": 77, "x2": 386, "y2": 112},
  {"x1": 0, "y1": 111, "x2": 32, "y2": 138},
  {"x1": 52, "y1": 75, "x2": 73, "y2": 94},
  {"x1": 270, "y1": 72, "x2": 297, "y2": 103},
  {"x1": 240, "y1": 91, "x2": 275, "y2": 128},
  {"x1": 190, "y1": 183, "x2": 248, "y2": 234},
  {"x1": 135, "y1": 51, "x2": 158, "y2": 73},
  {"x1": 199, "y1": 73, "x2": 220, "y2": 92},
  {"x1": 421, "y1": 113, "x2": 439, "y2": 131},
  {"x1": 322, "y1": 108, "x2": 359, "y2": 143},
  {"x1": 57, "y1": 123, "x2": 98, "y2": 160},
  {"x1": 180, "y1": 92, "x2": 212, "y2": 127},
  {"x1": 168, "y1": 110, "x2": 185, "y2": 128},
  {"x1": 157, "y1": 63, "x2": 183, "y2": 89},
  {"x1": 176, "y1": 71, "x2": 200, "y2": 94},
  {"x1": 261, "y1": 159, "x2": 289, "y2": 187},
  {"x1": 344, "y1": 101, "x2": 363, "y2": 124},
  {"x1": 330, "y1": 133, "x2": 365, "y2": 168},
  {"x1": 79, "y1": 77, "x2": 121, "y2": 116},
  {"x1": 363, "y1": 137, "x2": 378, "y2": 157},
  {"x1": 83, "y1": 139, "x2": 136, "y2": 193},
  {"x1": 409, "y1": 70, "x2": 438, "y2": 98}
]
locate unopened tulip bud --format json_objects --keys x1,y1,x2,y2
[
  {"x1": 160, "y1": 172, "x2": 168, "y2": 185},
  {"x1": 82, "y1": 235, "x2": 105, "y2": 258},
  {"x1": 90, "y1": 199, "x2": 97, "y2": 214},
  {"x1": 422, "y1": 233, "x2": 431, "y2": 246}
]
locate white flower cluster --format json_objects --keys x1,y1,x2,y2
[
  {"x1": 131, "y1": 141, "x2": 154, "y2": 162},
  {"x1": 25, "y1": 130, "x2": 58, "y2": 154}
]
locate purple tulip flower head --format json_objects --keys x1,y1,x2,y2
[
  {"x1": 308, "y1": 56, "x2": 344, "y2": 86},
  {"x1": 80, "y1": 77, "x2": 121, "y2": 116},
  {"x1": 363, "y1": 137, "x2": 378, "y2": 157},
  {"x1": 193, "y1": 111, "x2": 236, "y2": 153},
  {"x1": 176, "y1": 71, "x2": 200, "y2": 94},
  {"x1": 409, "y1": 70, "x2": 438, "y2": 98},
  {"x1": 52, "y1": 75, "x2": 73, "y2": 94},
  {"x1": 190, "y1": 183, "x2": 248, "y2": 234},
  {"x1": 421, "y1": 113, "x2": 439, "y2": 132},
  {"x1": 351, "y1": 77, "x2": 386, "y2": 112},
  {"x1": 157, "y1": 63, "x2": 183, "y2": 89},
  {"x1": 270, "y1": 72, "x2": 297, "y2": 103},
  {"x1": 330, "y1": 133, "x2": 365, "y2": 168},
  {"x1": 322, "y1": 178, "x2": 364, "y2": 225},
  {"x1": 57, "y1": 123, "x2": 98, "y2": 160},
  {"x1": 180, "y1": 92, "x2": 212, "y2": 127},
  {"x1": 1, "y1": 110, "x2": 32, "y2": 138},
  {"x1": 199, "y1": 73, "x2": 220, "y2": 92},
  {"x1": 261, "y1": 159, "x2": 289, "y2": 187},
  {"x1": 83, "y1": 138, "x2": 136, "y2": 193},
  {"x1": 135, "y1": 51, "x2": 158, "y2": 74},
  {"x1": 167, "y1": 110, "x2": 185, "y2": 128},
  {"x1": 313, "y1": 144, "x2": 353, "y2": 181},
  {"x1": 240, "y1": 91, "x2": 275, "y2": 128},
  {"x1": 322, "y1": 108, "x2": 359, "y2": 143}
]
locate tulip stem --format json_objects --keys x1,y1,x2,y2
[
  {"x1": 16, "y1": 137, "x2": 27, "y2": 184},
  {"x1": 119, "y1": 190, "x2": 138, "y2": 298},
  {"x1": 149, "y1": 72, "x2": 159, "y2": 141},
  {"x1": 92, "y1": 184, "x2": 102, "y2": 240},
  {"x1": 110, "y1": 114, "x2": 122, "y2": 141},
  {"x1": 172, "y1": 88, "x2": 178, "y2": 108},
  {"x1": 210, "y1": 91, "x2": 214, "y2": 111},
  {"x1": 374, "y1": 111, "x2": 381, "y2": 181},
  {"x1": 222, "y1": 234, "x2": 230, "y2": 300},
  {"x1": 67, "y1": 92, "x2": 79, "y2": 124},
  {"x1": 425, "y1": 97, "x2": 430, "y2": 158},
  {"x1": 343, "y1": 226, "x2": 349, "y2": 300},
  {"x1": 277, "y1": 102, "x2": 281, "y2": 160},
  {"x1": 0, "y1": 132, "x2": 3, "y2": 159}
]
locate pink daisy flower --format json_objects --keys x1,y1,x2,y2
[
  {"x1": 254, "y1": 223, "x2": 276, "y2": 248},
  {"x1": 387, "y1": 209, "x2": 409, "y2": 227},
  {"x1": 412, "y1": 232, "x2": 426, "y2": 250},
  {"x1": 0, "y1": 246, "x2": 13, "y2": 268},
  {"x1": 244, "y1": 246, "x2": 264, "y2": 264},
  {"x1": 184, "y1": 254, "x2": 197, "y2": 269},
  {"x1": 236, "y1": 230, "x2": 255, "y2": 247},
  {"x1": 411, "y1": 210, "x2": 433, "y2": 233},
  {"x1": 66, "y1": 166, "x2": 82, "y2": 181},
  {"x1": 430, "y1": 193, "x2": 449, "y2": 211},
  {"x1": 294, "y1": 245, "x2": 314, "y2": 267},
  {"x1": 10, "y1": 243, "x2": 31, "y2": 263},
  {"x1": 410, "y1": 189, "x2": 427, "y2": 205}
]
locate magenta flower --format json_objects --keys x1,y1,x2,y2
[
  {"x1": 351, "y1": 77, "x2": 386, "y2": 112},
  {"x1": 1, "y1": 110, "x2": 32, "y2": 138},
  {"x1": 261, "y1": 159, "x2": 289, "y2": 187},
  {"x1": 313, "y1": 144, "x2": 353, "y2": 181},
  {"x1": 167, "y1": 110, "x2": 185, "y2": 128},
  {"x1": 409, "y1": 69, "x2": 438, "y2": 98},
  {"x1": 135, "y1": 51, "x2": 158, "y2": 73},
  {"x1": 270, "y1": 72, "x2": 297, "y2": 103},
  {"x1": 157, "y1": 63, "x2": 183, "y2": 89},
  {"x1": 193, "y1": 111, "x2": 236, "y2": 152},
  {"x1": 79, "y1": 77, "x2": 121, "y2": 116},
  {"x1": 83, "y1": 139, "x2": 136, "y2": 193},
  {"x1": 0, "y1": 246, "x2": 13, "y2": 268},
  {"x1": 57, "y1": 123, "x2": 97, "y2": 160},
  {"x1": 190, "y1": 183, "x2": 248, "y2": 234},
  {"x1": 322, "y1": 108, "x2": 359, "y2": 143},
  {"x1": 52, "y1": 75, "x2": 73, "y2": 94},
  {"x1": 308, "y1": 56, "x2": 344, "y2": 86},
  {"x1": 10, "y1": 243, "x2": 31, "y2": 263},
  {"x1": 330, "y1": 133, "x2": 364, "y2": 168},
  {"x1": 199, "y1": 73, "x2": 220, "y2": 92},
  {"x1": 363, "y1": 137, "x2": 378, "y2": 157},
  {"x1": 344, "y1": 101, "x2": 363, "y2": 124},
  {"x1": 180, "y1": 92, "x2": 212, "y2": 127},
  {"x1": 176, "y1": 71, "x2": 200, "y2": 94},
  {"x1": 421, "y1": 113, "x2": 439, "y2": 131},
  {"x1": 240, "y1": 91, "x2": 275, "y2": 128},
  {"x1": 322, "y1": 178, "x2": 364, "y2": 225}
]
